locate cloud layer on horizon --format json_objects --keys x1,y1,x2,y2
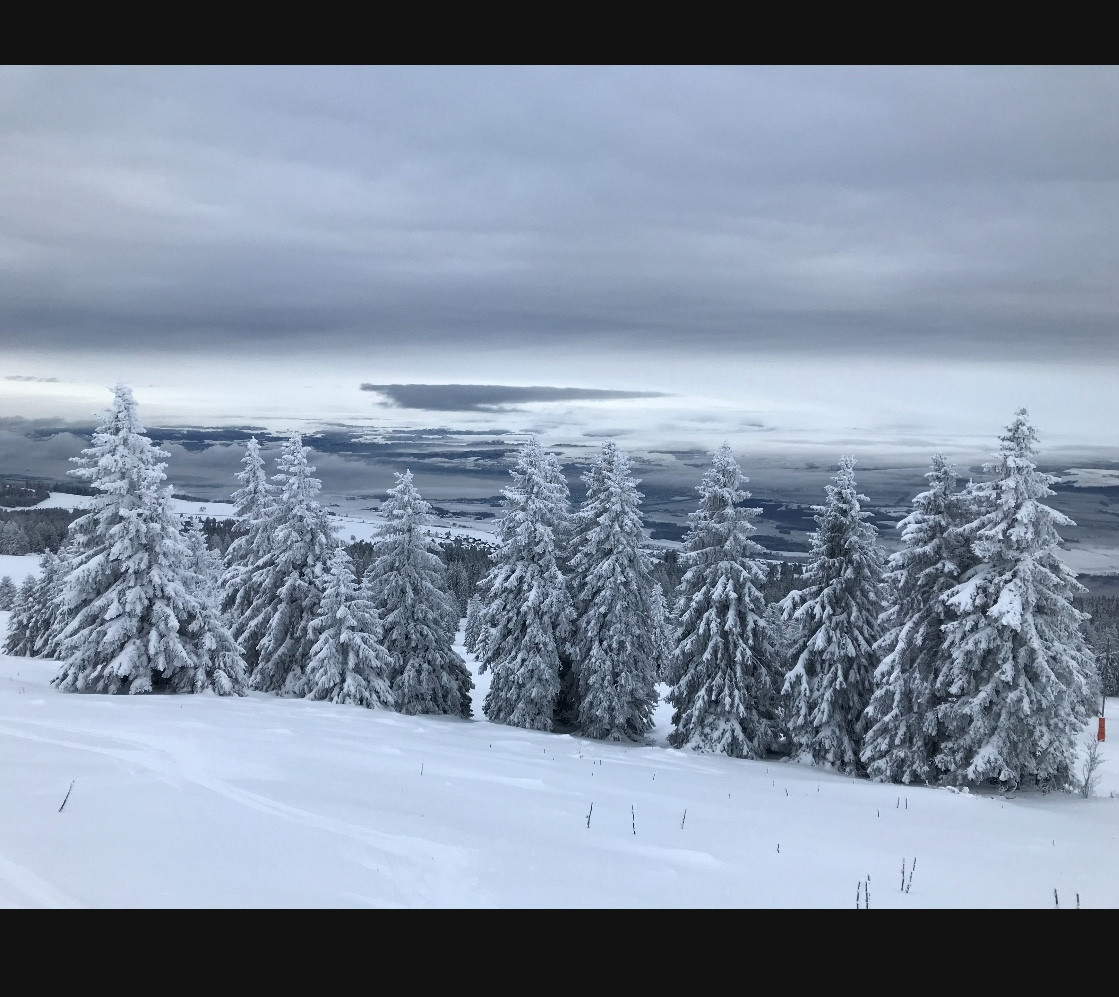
[{"x1": 360, "y1": 383, "x2": 670, "y2": 412}]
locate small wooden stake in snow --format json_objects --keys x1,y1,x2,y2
[
  {"x1": 631, "y1": 804, "x2": 636, "y2": 835},
  {"x1": 58, "y1": 780, "x2": 74, "y2": 813},
  {"x1": 586, "y1": 802, "x2": 593, "y2": 828}
]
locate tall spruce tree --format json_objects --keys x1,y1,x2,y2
[
  {"x1": 0, "y1": 575, "x2": 15, "y2": 611},
  {"x1": 3, "y1": 571, "x2": 42, "y2": 656},
  {"x1": 463, "y1": 594, "x2": 486, "y2": 658},
  {"x1": 934, "y1": 410, "x2": 1097, "y2": 791},
  {"x1": 667, "y1": 443, "x2": 780, "y2": 758},
  {"x1": 244, "y1": 433, "x2": 337, "y2": 696},
  {"x1": 181, "y1": 517, "x2": 249, "y2": 696},
  {"x1": 780, "y1": 456, "x2": 888, "y2": 774},
  {"x1": 476, "y1": 437, "x2": 574, "y2": 731},
  {"x1": 862, "y1": 454, "x2": 976, "y2": 784},
  {"x1": 51, "y1": 384, "x2": 244, "y2": 695},
  {"x1": 2, "y1": 551, "x2": 66, "y2": 658},
  {"x1": 1095, "y1": 625, "x2": 1119, "y2": 698},
  {"x1": 305, "y1": 546, "x2": 395, "y2": 708},
  {"x1": 222, "y1": 437, "x2": 276, "y2": 675},
  {"x1": 649, "y1": 581, "x2": 674, "y2": 684},
  {"x1": 365, "y1": 471, "x2": 472, "y2": 717},
  {"x1": 566, "y1": 441, "x2": 659, "y2": 741}
]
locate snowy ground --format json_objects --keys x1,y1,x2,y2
[
  {"x1": 2, "y1": 493, "x2": 498, "y2": 550},
  {"x1": 1, "y1": 585, "x2": 1116, "y2": 908}
]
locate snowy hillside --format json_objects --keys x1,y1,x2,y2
[{"x1": 1, "y1": 611, "x2": 1115, "y2": 908}]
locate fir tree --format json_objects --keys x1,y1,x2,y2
[
  {"x1": 222, "y1": 437, "x2": 277, "y2": 675},
  {"x1": 243, "y1": 433, "x2": 337, "y2": 696},
  {"x1": 36, "y1": 542, "x2": 79, "y2": 659},
  {"x1": 567, "y1": 441, "x2": 659, "y2": 742},
  {"x1": 3, "y1": 573, "x2": 40, "y2": 656},
  {"x1": 542, "y1": 449, "x2": 573, "y2": 554},
  {"x1": 0, "y1": 520, "x2": 30, "y2": 555},
  {"x1": 52, "y1": 384, "x2": 244, "y2": 695},
  {"x1": 463, "y1": 594, "x2": 486, "y2": 658},
  {"x1": 305, "y1": 546, "x2": 395, "y2": 708},
  {"x1": 184, "y1": 517, "x2": 223, "y2": 593},
  {"x1": 0, "y1": 575, "x2": 15, "y2": 611},
  {"x1": 667, "y1": 443, "x2": 780, "y2": 758},
  {"x1": 3, "y1": 552, "x2": 65, "y2": 658},
  {"x1": 366, "y1": 471, "x2": 472, "y2": 717},
  {"x1": 862, "y1": 454, "x2": 975, "y2": 784},
  {"x1": 476, "y1": 437, "x2": 574, "y2": 731},
  {"x1": 780, "y1": 456, "x2": 888, "y2": 774},
  {"x1": 1095, "y1": 624, "x2": 1119, "y2": 698},
  {"x1": 181, "y1": 517, "x2": 249, "y2": 696},
  {"x1": 649, "y1": 581, "x2": 674, "y2": 684},
  {"x1": 934, "y1": 410, "x2": 1098, "y2": 791}
]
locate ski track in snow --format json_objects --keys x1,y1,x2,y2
[
  {"x1": 0, "y1": 714, "x2": 480, "y2": 906},
  {"x1": 0, "y1": 851, "x2": 82, "y2": 909}
]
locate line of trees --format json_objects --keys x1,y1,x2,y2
[
  {"x1": 0, "y1": 385, "x2": 1104, "y2": 792},
  {"x1": 466, "y1": 410, "x2": 1100, "y2": 792}
]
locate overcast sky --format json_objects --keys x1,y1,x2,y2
[{"x1": 2, "y1": 65, "x2": 1117, "y2": 456}]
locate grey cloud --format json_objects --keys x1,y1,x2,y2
[
  {"x1": 4, "y1": 375, "x2": 60, "y2": 383},
  {"x1": 360, "y1": 384, "x2": 671, "y2": 412},
  {"x1": 2, "y1": 66, "x2": 1118, "y2": 366}
]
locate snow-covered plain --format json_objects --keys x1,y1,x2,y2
[{"x1": 1, "y1": 567, "x2": 1116, "y2": 908}]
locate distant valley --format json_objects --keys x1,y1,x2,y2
[{"x1": 3, "y1": 419, "x2": 1118, "y2": 593}]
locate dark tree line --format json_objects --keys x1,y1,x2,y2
[{"x1": 0, "y1": 509, "x2": 82, "y2": 554}]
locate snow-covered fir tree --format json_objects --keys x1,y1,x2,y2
[
  {"x1": 649, "y1": 581, "x2": 674, "y2": 683},
  {"x1": 365, "y1": 470, "x2": 472, "y2": 717},
  {"x1": 542, "y1": 448, "x2": 573, "y2": 555},
  {"x1": 180, "y1": 517, "x2": 249, "y2": 696},
  {"x1": 934, "y1": 410, "x2": 1098, "y2": 791},
  {"x1": 242, "y1": 433, "x2": 337, "y2": 696},
  {"x1": 2, "y1": 572, "x2": 41, "y2": 656},
  {"x1": 304, "y1": 546, "x2": 395, "y2": 708},
  {"x1": 861, "y1": 454, "x2": 976, "y2": 784},
  {"x1": 463, "y1": 594, "x2": 486, "y2": 658},
  {"x1": 0, "y1": 575, "x2": 15, "y2": 611},
  {"x1": 0, "y1": 520, "x2": 30, "y2": 555},
  {"x1": 222, "y1": 437, "x2": 277, "y2": 675},
  {"x1": 566, "y1": 441, "x2": 660, "y2": 741},
  {"x1": 475, "y1": 437, "x2": 574, "y2": 731},
  {"x1": 184, "y1": 518, "x2": 223, "y2": 594},
  {"x1": 1095, "y1": 625, "x2": 1119, "y2": 698},
  {"x1": 667, "y1": 443, "x2": 781, "y2": 758},
  {"x1": 1, "y1": 551, "x2": 64, "y2": 658},
  {"x1": 780, "y1": 456, "x2": 888, "y2": 774},
  {"x1": 51, "y1": 384, "x2": 244, "y2": 695}
]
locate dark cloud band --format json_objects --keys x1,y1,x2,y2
[{"x1": 360, "y1": 383, "x2": 670, "y2": 413}]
